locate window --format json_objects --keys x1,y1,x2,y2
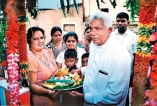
[{"x1": 62, "y1": 22, "x2": 77, "y2": 34}]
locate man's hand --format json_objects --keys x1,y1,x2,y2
[{"x1": 69, "y1": 91, "x2": 84, "y2": 98}]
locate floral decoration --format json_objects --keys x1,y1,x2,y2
[
  {"x1": 145, "y1": 30, "x2": 157, "y2": 106},
  {"x1": 7, "y1": 53, "x2": 20, "y2": 105},
  {"x1": 18, "y1": 22, "x2": 28, "y2": 76},
  {"x1": 132, "y1": 0, "x2": 156, "y2": 105},
  {"x1": 132, "y1": 55, "x2": 150, "y2": 105},
  {"x1": 5, "y1": 0, "x2": 20, "y2": 105},
  {"x1": 136, "y1": 23, "x2": 154, "y2": 57}
]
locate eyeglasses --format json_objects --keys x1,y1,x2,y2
[{"x1": 116, "y1": 20, "x2": 126, "y2": 23}]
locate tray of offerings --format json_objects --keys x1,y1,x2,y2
[{"x1": 43, "y1": 68, "x2": 83, "y2": 90}]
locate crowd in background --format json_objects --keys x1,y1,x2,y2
[{"x1": 27, "y1": 12, "x2": 137, "y2": 106}]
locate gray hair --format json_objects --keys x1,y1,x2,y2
[{"x1": 89, "y1": 12, "x2": 112, "y2": 29}]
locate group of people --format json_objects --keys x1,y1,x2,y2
[{"x1": 27, "y1": 11, "x2": 137, "y2": 106}]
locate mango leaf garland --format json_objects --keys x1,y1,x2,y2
[
  {"x1": 126, "y1": 0, "x2": 139, "y2": 21},
  {"x1": 101, "y1": 0, "x2": 105, "y2": 4},
  {"x1": 73, "y1": 0, "x2": 79, "y2": 14},
  {"x1": 109, "y1": 0, "x2": 117, "y2": 8},
  {"x1": 96, "y1": 0, "x2": 100, "y2": 10},
  {"x1": 66, "y1": 0, "x2": 70, "y2": 13},
  {"x1": 60, "y1": 0, "x2": 66, "y2": 17}
]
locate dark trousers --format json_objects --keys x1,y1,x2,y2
[{"x1": 126, "y1": 73, "x2": 134, "y2": 106}]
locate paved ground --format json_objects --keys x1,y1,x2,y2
[{"x1": 129, "y1": 87, "x2": 132, "y2": 106}]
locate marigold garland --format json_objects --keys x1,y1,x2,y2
[
  {"x1": 5, "y1": 0, "x2": 20, "y2": 105},
  {"x1": 132, "y1": 0, "x2": 156, "y2": 105},
  {"x1": 18, "y1": 22, "x2": 28, "y2": 76},
  {"x1": 132, "y1": 55, "x2": 150, "y2": 105}
]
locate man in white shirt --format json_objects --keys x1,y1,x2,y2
[
  {"x1": 111, "y1": 12, "x2": 137, "y2": 106},
  {"x1": 70, "y1": 12, "x2": 131, "y2": 106}
]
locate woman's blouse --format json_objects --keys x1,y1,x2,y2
[
  {"x1": 45, "y1": 41, "x2": 67, "y2": 59},
  {"x1": 28, "y1": 49, "x2": 57, "y2": 80}
]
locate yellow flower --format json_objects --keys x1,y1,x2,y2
[
  {"x1": 145, "y1": 38, "x2": 150, "y2": 44},
  {"x1": 145, "y1": 53, "x2": 151, "y2": 57},
  {"x1": 137, "y1": 36, "x2": 143, "y2": 42}
]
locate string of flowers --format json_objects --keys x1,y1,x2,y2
[
  {"x1": 18, "y1": 1, "x2": 29, "y2": 79},
  {"x1": 5, "y1": 0, "x2": 20, "y2": 105},
  {"x1": 131, "y1": 0, "x2": 156, "y2": 105},
  {"x1": 18, "y1": 21, "x2": 28, "y2": 80},
  {"x1": 145, "y1": 24, "x2": 157, "y2": 105}
]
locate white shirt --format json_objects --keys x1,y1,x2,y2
[
  {"x1": 111, "y1": 29, "x2": 137, "y2": 55},
  {"x1": 82, "y1": 36, "x2": 131, "y2": 106},
  {"x1": 111, "y1": 29, "x2": 137, "y2": 74},
  {"x1": 56, "y1": 47, "x2": 86, "y2": 68}
]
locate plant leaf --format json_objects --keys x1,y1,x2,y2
[
  {"x1": 101, "y1": 0, "x2": 105, "y2": 4},
  {"x1": 73, "y1": 0, "x2": 79, "y2": 14},
  {"x1": 96, "y1": 0, "x2": 100, "y2": 10},
  {"x1": 60, "y1": 0, "x2": 66, "y2": 17},
  {"x1": 109, "y1": 0, "x2": 117, "y2": 8},
  {"x1": 66, "y1": 0, "x2": 70, "y2": 13}
]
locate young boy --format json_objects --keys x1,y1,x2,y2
[
  {"x1": 81, "y1": 53, "x2": 89, "y2": 67},
  {"x1": 64, "y1": 49, "x2": 78, "y2": 72}
]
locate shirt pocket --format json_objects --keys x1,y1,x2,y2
[{"x1": 96, "y1": 72, "x2": 108, "y2": 91}]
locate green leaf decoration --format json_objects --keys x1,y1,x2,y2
[
  {"x1": 126, "y1": 0, "x2": 130, "y2": 9},
  {"x1": 109, "y1": 0, "x2": 117, "y2": 8},
  {"x1": 125, "y1": 0, "x2": 139, "y2": 22},
  {"x1": 26, "y1": 0, "x2": 38, "y2": 19},
  {"x1": 66, "y1": 0, "x2": 70, "y2": 13},
  {"x1": 96, "y1": 0, "x2": 100, "y2": 10},
  {"x1": 60, "y1": 0, "x2": 66, "y2": 17},
  {"x1": 101, "y1": 0, "x2": 105, "y2": 4},
  {"x1": 73, "y1": 0, "x2": 79, "y2": 14},
  {"x1": 0, "y1": 20, "x2": 7, "y2": 62}
]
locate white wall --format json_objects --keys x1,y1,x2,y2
[
  {"x1": 27, "y1": 7, "x2": 85, "y2": 44},
  {"x1": 85, "y1": 0, "x2": 138, "y2": 22}
]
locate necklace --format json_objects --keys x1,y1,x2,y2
[{"x1": 32, "y1": 51, "x2": 51, "y2": 69}]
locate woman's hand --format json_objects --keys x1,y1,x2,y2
[
  {"x1": 48, "y1": 90, "x2": 63, "y2": 102},
  {"x1": 47, "y1": 89, "x2": 55, "y2": 95},
  {"x1": 70, "y1": 68, "x2": 81, "y2": 74}
]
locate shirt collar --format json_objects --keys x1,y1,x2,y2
[
  {"x1": 94, "y1": 35, "x2": 113, "y2": 49},
  {"x1": 115, "y1": 29, "x2": 129, "y2": 36}
]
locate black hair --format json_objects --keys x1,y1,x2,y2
[
  {"x1": 84, "y1": 26, "x2": 90, "y2": 34},
  {"x1": 64, "y1": 32, "x2": 78, "y2": 43},
  {"x1": 27, "y1": 26, "x2": 45, "y2": 45},
  {"x1": 50, "y1": 26, "x2": 62, "y2": 36},
  {"x1": 116, "y1": 12, "x2": 129, "y2": 21},
  {"x1": 63, "y1": 34, "x2": 66, "y2": 41},
  {"x1": 81, "y1": 53, "x2": 89, "y2": 59},
  {"x1": 64, "y1": 49, "x2": 77, "y2": 59}
]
